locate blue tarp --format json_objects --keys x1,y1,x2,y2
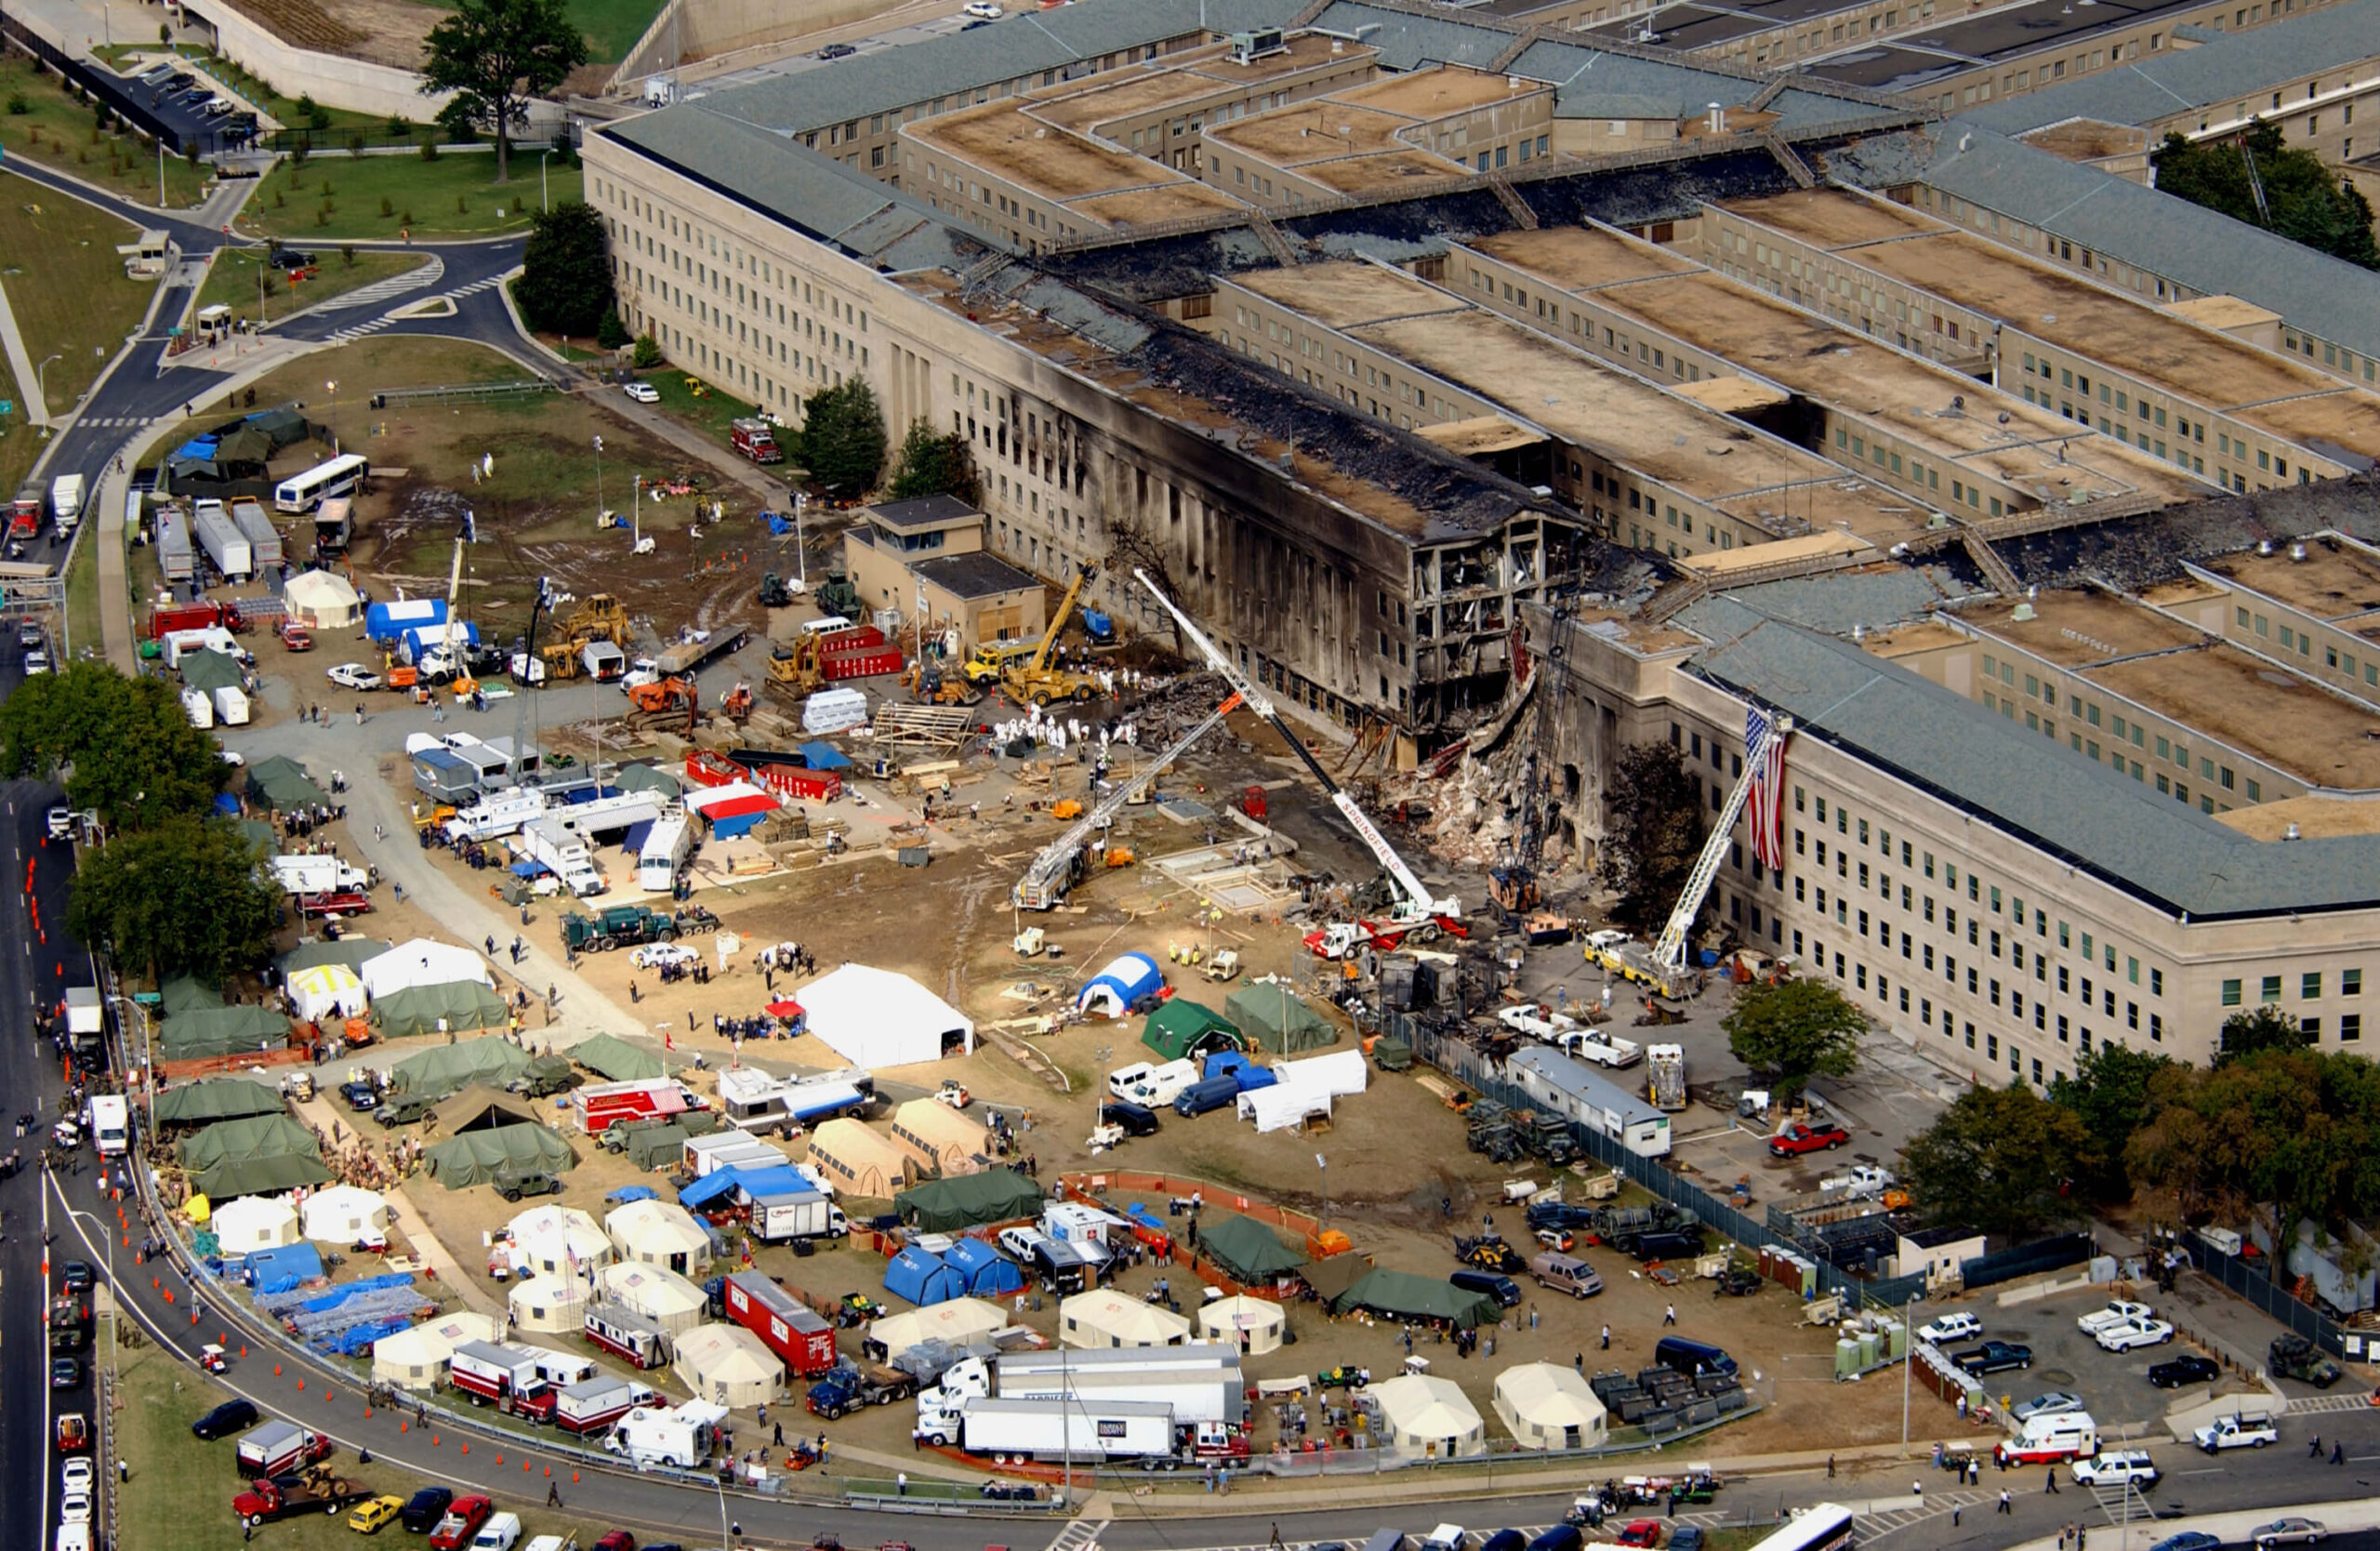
[
  {"x1": 712, "y1": 813, "x2": 768, "y2": 841},
  {"x1": 559, "y1": 785, "x2": 623, "y2": 805},
  {"x1": 608, "y1": 1185, "x2": 659, "y2": 1205},
  {"x1": 324, "y1": 1316, "x2": 411, "y2": 1357},
  {"x1": 943, "y1": 1237, "x2": 1024, "y2": 1296},
  {"x1": 214, "y1": 791, "x2": 242, "y2": 815},
  {"x1": 511, "y1": 859, "x2": 548, "y2": 878},
  {"x1": 883, "y1": 1245, "x2": 965, "y2": 1306},
  {"x1": 1204, "y1": 1051, "x2": 1258, "y2": 1080},
  {"x1": 679, "y1": 1163, "x2": 813, "y2": 1211},
  {"x1": 175, "y1": 437, "x2": 219, "y2": 459},
  {"x1": 245, "y1": 1242, "x2": 324, "y2": 1295},
  {"x1": 622, "y1": 819, "x2": 655, "y2": 856},
  {"x1": 764, "y1": 511, "x2": 795, "y2": 536},
  {"x1": 796, "y1": 742, "x2": 853, "y2": 772}
]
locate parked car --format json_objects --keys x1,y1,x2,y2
[
  {"x1": 192, "y1": 1399, "x2": 259, "y2": 1438},
  {"x1": 2148, "y1": 1534, "x2": 2221, "y2": 1551},
  {"x1": 1952, "y1": 1341, "x2": 2033, "y2": 1375},
  {"x1": 348, "y1": 1494, "x2": 405, "y2": 1532},
  {"x1": 59, "y1": 1491, "x2": 91, "y2": 1524},
  {"x1": 962, "y1": 1, "x2": 1002, "y2": 14},
  {"x1": 340, "y1": 1080, "x2": 380, "y2": 1112},
  {"x1": 60, "y1": 1458, "x2": 94, "y2": 1494},
  {"x1": 399, "y1": 1486, "x2": 456, "y2": 1532},
  {"x1": 2250, "y1": 1518, "x2": 2328, "y2": 1546},
  {"x1": 623, "y1": 381, "x2": 659, "y2": 404},
  {"x1": 59, "y1": 1262, "x2": 91, "y2": 1292},
  {"x1": 817, "y1": 42, "x2": 856, "y2": 57},
  {"x1": 2148, "y1": 1355, "x2": 2221, "y2": 1388},
  {"x1": 2076, "y1": 1299, "x2": 2156, "y2": 1334},
  {"x1": 49, "y1": 1358, "x2": 81, "y2": 1388},
  {"x1": 1915, "y1": 1312, "x2": 1982, "y2": 1345},
  {"x1": 2011, "y1": 1391, "x2": 2083, "y2": 1422},
  {"x1": 2072, "y1": 1449, "x2": 2160, "y2": 1488},
  {"x1": 1766, "y1": 1122, "x2": 1851, "y2": 1156}
]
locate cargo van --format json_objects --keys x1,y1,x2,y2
[
  {"x1": 1525, "y1": 1527, "x2": 1583, "y2": 1551},
  {"x1": 1998, "y1": 1411, "x2": 2098, "y2": 1465},
  {"x1": 1654, "y1": 1336, "x2": 1738, "y2": 1379},
  {"x1": 1451, "y1": 1269, "x2": 1522, "y2": 1308},
  {"x1": 1172, "y1": 1074, "x2": 1239, "y2": 1117},
  {"x1": 1527, "y1": 1252, "x2": 1603, "y2": 1299}
]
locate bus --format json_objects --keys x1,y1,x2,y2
[
  {"x1": 88, "y1": 1095, "x2": 129, "y2": 1159},
  {"x1": 1748, "y1": 1505, "x2": 1857, "y2": 1551},
  {"x1": 273, "y1": 453, "x2": 369, "y2": 513}
]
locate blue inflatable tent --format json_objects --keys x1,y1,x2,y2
[
  {"x1": 883, "y1": 1245, "x2": 966, "y2": 1306},
  {"x1": 1077, "y1": 952, "x2": 1163, "y2": 1019},
  {"x1": 944, "y1": 1236, "x2": 1025, "y2": 1296}
]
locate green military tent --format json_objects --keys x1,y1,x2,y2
[
  {"x1": 160, "y1": 1004, "x2": 292, "y2": 1060},
  {"x1": 1226, "y1": 984, "x2": 1336, "y2": 1054},
  {"x1": 197, "y1": 1152, "x2": 336, "y2": 1200},
  {"x1": 178, "y1": 649, "x2": 244, "y2": 694},
  {"x1": 373, "y1": 983, "x2": 510, "y2": 1043},
  {"x1": 1142, "y1": 999, "x2": 1243, "y2": 1062},
  {"x1": 569, "y1": 1032, "x2": 666, "y2": 1082},
  {"x1": 1330, "y1": 1268, "x2": 1501, "y2": 1329},
  {"x1": 179, "y1": 1112, "x2": 320, "y2": 1173},
  {"x1": 422, "y1": 1122, "x2": 575, "y2": 1187},
  {"x1": 246, "y1": 755, "x2": 328, "y2": 812},
  {"x1": 245, "y1": 406, "x2": 311, "y2": 448},
  {"x1": 281, "y1": 937, "x2": 390, "y2": 976},
  {"x1": 893, "y1": 1169, "x2": 1045, "y2": 1231},
  {"x1": 1301, "y1": 1252, "x2": 1372, "y2": 1304},
  {"x1": 159, "y1": 974, "x2": 226, "y2": 1015},
  {"x1": 154, "y1": 1079, "x2": 285, "y2": 1127},
  {"x1": 237, "y1": 817, "x2": 278, "y2": 852},
  {"x1": 614, "y1": 762, "x2": 683, "y2": 798},
  {"x1": 625, "y1": 1120, "x2": 694, "y2": 1172},
  {"x1": 390, "y1": 1038, "x2": 532, "y2": 1095},
  {"x1": 1200, "y1": 1214, "x2": 1307, "y2": 1284}
]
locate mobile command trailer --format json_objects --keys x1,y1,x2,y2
[
  {"x1": 959, "y1": 1397, "x2": 1177, "y2": 1460},
  {"x1": 553, "y1": 1375, "x2": 655, "y2": 1435},
  {"x1": 992, "y1": 1355, "x2": 1244, "y2": 1425},
  {"x1": 448, "y1": 1341, "x2": 556, "y2": 1419},
  {"x1": 605, "y1": 1399, "x2": 727, "y2": 1469},
  {"x1": 229, "y1": 498, "x2": 283, "y2": 569},
  {"x1": 721, "y1": 1270, "x2": 837, "y2": 1377},
  {"x1": 571, "y1": 1079, "x2": 698, "y2": 1135},
  {"x1": 1505, "y1": 1046, "x2": 1670, "y2": 1159},
  {"x1": 584, "y1": 1303, "x2": 670, "y2": 1370},
  {"x1": 715, "y1": 1066, "x2": 869, "y2": 1136},
  {"x1": 637, "y1": 814, "x2": 694, "y2": 894},
  {"x1": 192, "y1": 501, "x2": 253, "y2": 579}
]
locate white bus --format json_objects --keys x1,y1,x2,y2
[
  {"x1": 89, "y1": 1095, "x2": 130, "y2": 1159},
  {"x1": 1748, "y1": 1505, "x2": 1857, "y2": 1551},
  {"x1": 273, "y1": 453, "x2": 369, "y2": 513}
]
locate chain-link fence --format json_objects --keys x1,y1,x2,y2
[
  {"x1": 1959, "y1": 1233, "x2": 2097, "y2": 1292},
  {"x1": 2187, "y1": 1235, "x2": 2344, "y2": 1358}
]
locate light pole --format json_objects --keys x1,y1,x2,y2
[
  {"x1": 1901, "y1": 1291, "x2": 1917, "y2": 1457},
  {"x1": 35, "y1": 352, "x2": 60, "y2": 430},
  {"x1": 792, "y1": 491, "x2": 807, "y2": 586},
  {"x1": 540, "y1": 150, "x2": 550, "y2": 212},
  {"x1": 107, "y1": 995, "x2": 154, "y2": 1136},
  {"x1": 632, "y1": 474, "x2": 641, "y2": 550},
  {"x1": 592, "y1": 435, "x2": 605, "y2": 528},
  {"x1": 1316, "y1": 1151, "x2": 1329, "y2": 1230}
]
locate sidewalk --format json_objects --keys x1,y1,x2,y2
[{"x1": 2003, "y1": 1498, "x2": 2380, "y2": 1550}]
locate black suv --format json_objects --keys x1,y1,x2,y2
[{"x1": 192, "y1": 1397, "x2": 259, "y2": 1438}]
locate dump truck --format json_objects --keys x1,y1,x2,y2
[
  {"x1": 561, "y1": 905, "x2": 679, "y2": 953},
  {"x1": 233, "y1": 1470, "x2": 377, "y2": 1527}
]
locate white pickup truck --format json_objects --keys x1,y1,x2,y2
[
  {"x1": 2075, "y1": 1299, "x2": 2156, "y2": 1335},
  {"x1": 2193, "y1": 1413, "x2": 2278, "y2": 1452},
  {"x1": 1554, "y1": 1027, "x2": 1644, "y2": 1068}
]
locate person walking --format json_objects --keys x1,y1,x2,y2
[
  {"x1": 547, "y1": 1480, "x2": 562, "y2": 1507},
  {"x1": 1662, "y1": 1304, "x2": 1677, "y2": 1326},
  {"x1": 1600, "y1": 1324, "x2": 1611, "y2": 1349},
  {"x1": 2310, "y1": 1435, "x2": 2325, "y2": 1458},
  {"x1": 1997, "y1": 1490, "x2": 2013, "y2": 1516},
  {"x1": 2045, "y1": 1466, "x2": 2060, "y2": 1493},
  {"x1": 2334, "y1": 1439, "x2": 2347, "y2": 1465}
]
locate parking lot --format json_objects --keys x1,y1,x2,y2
[{"x1": 1943, "y1": 1287, "x2": 2254, "y2": 1436}]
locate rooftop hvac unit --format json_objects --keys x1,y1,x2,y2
[{"x1": 1226, "y1": 28, "x2": 1288, "y2": 65}]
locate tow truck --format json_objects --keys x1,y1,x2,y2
[
  {"x1": 1129, "y1": 569, "x2": 1465, "y2": 948},
  {"x1": 233, "y1": 1468, "x2": 377, "y2": 1528}
]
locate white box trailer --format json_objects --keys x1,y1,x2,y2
[
  {"x1": 273, "y1": 855, "x2": 371, "y2": 895},
  {"x1": 229, "y1": 498, "x2": 283, "y2": 569},
  {"x1": 604, "y1": 1400, "x2": 727, "y2": 1470},
  {"x1": 749, "y1": 1190, "x2": 848, "y2": 1243},
  {"x1": 637, "y1": 814, "x2": 693, "y2": 894},
  {"x1": 155, "y1": 507, "x2": 195, "y2": 584},
  {"x1": 959, "y1": 1397, "x2": 1176, "y2": 1460},
  {"x1": 180, "y1": 686, "x2": 214, "y2": 729},
  {"x1": 554, "y1": 1374, "x2": 655, "y2": 1435},
  {"x1": 993, "y1": 1363, "x2": 1242, "y2": 1425},
  {"x1": 681, "y1": 1131, "x2": 787, "y2": 1177},
  {"x1": 519, "y1": 815, "x2": 606, "y2": 897},
  {"x1": 192, "y1": 500, "x2": 252, "y2": 578},
  {"x1": 211, "y1": 684, "x2": 251, "y2": 725}
]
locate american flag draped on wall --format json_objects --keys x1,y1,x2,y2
[{"x1": 1745, "y1": 707, "x2": 1788, "y2": 871}]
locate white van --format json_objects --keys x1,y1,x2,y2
[
  {"x1": 470, "y1": 1512, "x2": 523, "y2": 1550},
  {"x1": 800, "y1": 615, "x2": 854, "y2": 638},
  {"x1": 55, "y1": 1526, "x2": 92, "y2": 1551}
]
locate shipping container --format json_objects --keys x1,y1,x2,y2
[
  {"x1": 192, "y1": 501, "x2": 253, "y2": 578},
  {"x1": 820, "y1": 644, "x2": 904, "y2": 682},
  {"x1": 721, "y1": 1270, "x2": 837, "y2": 1376}
]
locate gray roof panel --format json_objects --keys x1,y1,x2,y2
[{"x1": 1308, "y1": 0, "x2": 1521, "y2": 70}]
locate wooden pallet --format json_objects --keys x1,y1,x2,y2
[{"x1": 872, "y1": 703, "x2": 976, "y2": 748}]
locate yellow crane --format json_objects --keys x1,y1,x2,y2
[{"x1": 1002, "y1": 563, "x2": 1103, "y2": 705}]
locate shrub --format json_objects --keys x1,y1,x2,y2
[
  {"x1": 272, "y1": 189, "x2": 284, "y2": 208},
  {"x1": 340, "y1": 245, "x2": 355, "y2": 267},
  {"x1": 596, "y1": 307, "x2": 629, "y2": 350},
  {"x1": 631, "y1": 332, "x2": 663, "y2": 369},
  {"x1": 418, "y1": 139, "x2": 438, "y2": 162},
  {"x1": 379, "y1": 195, "x2": 393, "y2": 217},
  {"x1": 5, "y1": 95, "x2": 26, "y2": 116},
  {"x1": 314, "y1": 207, "x2": 329, "y2": 227},
  {"x1": 297, "y1": 93, "x2": 329, "y2": 130},
  {"x1": 385, "y1": 114, "x2": 412, "y2": 139},
  {"x1": 400, "y1": 208, "x2": 414, "y2": 226},
  {"x1": 348, "y1": 132, "x2": 364, "y2": 156}
]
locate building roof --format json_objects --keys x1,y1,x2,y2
[
  {"x1": 869, "y1": 493, "x2": 982, "y2": 531},
  {"x1": 1680, "y1": 592, "x2": 2380, "y2": 921},
  {"x1": 1957, "y1": 0, "x2": 2380, "y2": 135},
  {"x1": 1900, "y1": 127, "x2": 2380, "y2": 365}
]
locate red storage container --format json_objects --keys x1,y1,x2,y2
[{"x1": 821, "y1": 645, "x2": 904, "y2": 681}]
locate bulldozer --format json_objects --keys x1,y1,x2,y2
[
  {"x1": 900, "y1": 661, "x2": 982, "y2": 708},
  {"x1": 557, "y1": 592, "x2": 631, "y2": 648},
  {"x1": 764, "y1": 636, "x2": 824, "y2": 700},
  {"x1": 1001, "y1": 563, "x2": 1104, "y2": 706}
]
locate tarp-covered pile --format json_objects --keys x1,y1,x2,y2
[
  {"x1": 893, "y1": 1169, "x2": 1043, "y2": 1231},
  {"x1": 257, "y1": 1271, "x2": 425, "y2": 1357},
  {"x1": 160, "y1": 1004, "x2": 293, "y2": 1061}
]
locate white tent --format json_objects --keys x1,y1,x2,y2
[
  {"x1": 212, "y1": 1194, "x2": 301, "y2": 1253},
  {"x1": 299, "y1": 1184, "x2": 390, "y2": 1243},
  {"x1": 371, "y1": 1311, "x2": 499, "y2": 1390},
  {"x1": 361, "y1": 938, "x2": 494, "y2": 1000},
  {"x1": 509, "y1": 1272, "x2": 594, "y2": 1334},
  {"x1": 1060, "y1": 1288, "x2": 1191, "y2": 1349},
  {"x1": 601, "y1": 1262, "x2": 708, "y2": 1336},
  {"x1": 505, "y1": 1204, "x2": 613, "y2": 1280},
  {"x1": 1370, "y1": 1372, "x2": 1488, "y2": 1458},
  {"x1": 799, "y1": 964, "x2": 974, "y2": 1067},
  {"x1": 606, "y1": 1198, "x2": 713, "y2": 1276},
  {"x1": 287, "y1": 962, "x2": 367, "y2": 1023},
  {"x1": 1196, "y1": 1294, "x2": 1287, "y2": 1355},
  {"x1": 675, "y1": 1322, "x2": 784, "y2": 1410},
  {"x1": 1275, "y1": 1049, "x2": 1368, "y2": 1098},
  {"x1": 1493, "y1": 1362, "x2": 1608, "y2": 1451},
  {"x1": 868, "y1": 1297, "x2": 1013, "y2": 1361},
  {"x1": 1237, "y1": 1083, "x2": 1331, "y2": 1133},
  {"x1": 283, "y1": 569, "x2": 363, "y2": 629}
]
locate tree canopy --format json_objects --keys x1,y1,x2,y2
[
  {"x1": 420, "y1": 0, "x2": 588, "y2": 183},
  {"x1": 1721, "y1": 978, "x2": 1864, "y2": 1101},
  {"x1": 518, "y1": 200, "x2": 613, "y2": 338},
  {"x1": 2151, "y1": 122, "x2": 2379, "y2": 270},
  {"x1": 66, "y1": 815, "x2": 280, "y2": 986},
  {"x1": 2125, "y1": 1047, "x2": 2380, "y2": 1251},
  {"x1": 1897, "y1": 1080, "x2": 2089, "y2": 1239},
  {"x1": 2046, "y1": 1042, "x2": 2175, "y2": 1202},
  {"x1": 0, "y1": 660, "x2": 230, "y2": 829},
  {"x1": 797, "y1": 378, "x2": 888, "y2": 498},
  {"x1": 888, "y1": 418, "x2": 980, "y2": 505},
  {"x1": 2215, "y1": 1003, "x2": 2316, "y2": 1067},
  {"x1": 1598, "y1": 742, "x2": 1705, "y2": 933}
]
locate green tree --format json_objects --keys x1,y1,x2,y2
[
  {"x1": 2151, "y1": 122, "x2": 2380, "y2": 271},
  {"x1": 1897, "y1": 1080, "x2": 2091, "y2": 1239},
  {"x1": 887, "y1": 418, "x2": 980, "y2": 504},
  {"x1": 796, "y1": 378, "x2": 888, "y2": 498},
  {"x1": 631, "y1": 332, "x2": 664, "y2": 369},
  {"x1": 596, "y1": 307, "x2": 630, "y2": 350},
  {"x1": 67, "y1": 816, "x2": 279, "y2": 985},
  {"x1": 1721, "y1": 978, "x2": 1864, "y2": 1102},
  {"x1": 2128, "y1": 1048, "x2": 2380, "y2": 1253},
  {"x1": 518, "y1": 199, "x2": 613, "y2": 336},
  {"x1": 2216, "y1": 1003, "x2": 2316, "y2": 1066},
  {"x1": 1596, "y1": 741, "x2": 1705, "y2": 934},
  {"x1": 2047, "y1": 1042, "x2": 2175, "y2": 1201},
  {"x1": 0, "y1": 661, "x2": 228, "y2": 829},
  {"x1": 419, "y1": 0, "x2": 588, "y2": 182}
]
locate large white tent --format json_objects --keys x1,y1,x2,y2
[
  {"x1": 1493, "y1": 1362, "x2": 1608, "y2": 1451},
  {"x1": 504, "y1": 1204, "x2": 614, "y2": 1280},
  {"x1": 1196, "y1": 1294, "x2": 1287, "y2": 1355},
  {"x1": 287, "y1": 962, "x2": 367, "y2": 1023},
  {"x1": 799, "y1": 964, "x2": 973, "y2": 1067},
  {"x1": 1060, "y1": 1288, "x2": 1191, "y2": 1349},
  {"x1": 1237, "y1": 1083, "x2": 1332, "y2": 1133},
  {"x1": 371, "y1": 1311, "x2": 499, "y2": 1390},
  {"x1": 299, "y1": 1184, "x2": 390, "y2": 1243},
  {"x1": 867, "y1": 1297, "x2": 1013, "y2": 1361},
  {"x1": 361, "y1": 938, "x2": 494, "y2": 1000},
  {"x1": 1274, "y1": 1049, "x2": 1368, "y2": 1098},
  {"x1": 284, "y1": 569, "x2": 363, "y2": 629},
  {"x1": 509, "y1": 1271, "x2": 594, "y2": 1334},
  {"x1": 675, "y1": 1322, "x2": 784, "y2": 1410},
  {"x1": 212, "y1": 1194, "x2": 301, "y2": 1253},
  {"x1": 1369, "y1": 1373, "x2": 1487, "y2": 1458},
  {"x1": 606, "y1": 1198, "x2": 713, "y2": 1276},
  {"x1": 601, "y1": 1262, "x2": 708, "y2": 1336}
]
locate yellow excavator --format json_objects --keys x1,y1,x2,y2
[{"x1": 1001, "y1": 563, "x2": 1103, "y2": 706}]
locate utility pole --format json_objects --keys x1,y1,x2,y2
[{"x1": 1901, "y1": 1291, "x2": 1916, "y2": 1457}]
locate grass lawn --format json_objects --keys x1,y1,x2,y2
[
  {"x1": 0, "y1": 57, "x2": 215, "y2": 208},
  {"x1": 0, "y1": 192, "x2": 152, "y2": 418},
  {"x1": 112, "y1": 1338, "x2": 610, "y2": 1551},
  {"x1": 642, "y1": 367, "x2": 756, "y2": 444},
  {"x1": 239, "y1": 150, "x2": 584, "y2": 239},
  {"x1": 406, "y1": 0, "x2": 665, "y2": 62},
  {"x1": 196, "y1": 247, "x2": 429, "y2": 327}
]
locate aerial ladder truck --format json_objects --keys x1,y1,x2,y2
[
  {"x1": 1130, "y1": 570, "x2": 1464, "y2": 958},
  {"x1": 1011, "y1": 691, "x2": 1245, "y2": 910}
]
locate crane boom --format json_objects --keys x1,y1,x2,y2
[
  {"x1": 1012, "y1": 691, "x2": 1242, "y2": 909},
  {"x1": 1130, "y1": 569, "x2": 1459, "y2": 924},
  {"x1": 1650, "y1": 712, "x2": 1791, "y2": 975},
  {"x1": 1029, "y1": 563, "x2": 1095, "y2": 674}
]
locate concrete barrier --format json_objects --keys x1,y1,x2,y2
[{"x1": 179, "y1": 0, "x2": 458, "y2": 123}]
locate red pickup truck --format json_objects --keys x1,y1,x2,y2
[
  {"x1": 1766, "y1": 1122, "x2": 1851, "y2": 1157},
  {"x1": 429, "y1": 1495, "x2": 493, "y2": 1550}
]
